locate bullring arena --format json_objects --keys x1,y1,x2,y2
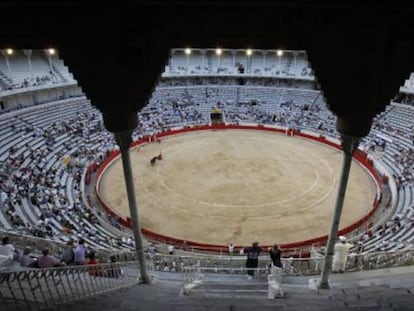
[{"x1": 98, "y1": 126, "x2": 377, "y2": 246}]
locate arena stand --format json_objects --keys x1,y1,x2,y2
[
  {"x1": 0, "y1": 49, "x2": 414, "y2": 309},
  {"x1": 0, "y1": 50, "x2": 412, "y2": 272},
  {"x1": 164, "y1": 48, "x2": 313, "y2": 79},
  {"x1": 1, "y1": 51, "x2": 413, "y2": 257},
  {"x1": 0, "y1": 50, "x2": 75, "y2": 92},
  {"x1": 0, "y1": 95, "x2": 138, "y2": 256}
]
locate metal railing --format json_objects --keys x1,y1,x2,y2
[
  {"x1": 0, "y1": 229, "x2": 136, "y2": 263},
  {"x1": 152, "y1": 247, "x2": 414, "y2": 276},
  {"x1": 1, "y1": 248, "x2": 413, "y2": 309},
  {"x1": 182, "y1": 266, "x2": 271, "y2": 297},
  {"x1": 0, "y1": 261, "x2": 147, "y2": 311}
]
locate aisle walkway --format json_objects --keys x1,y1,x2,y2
[{"x1": 55, "y1": 266, "x2": 414, "y2": 311}]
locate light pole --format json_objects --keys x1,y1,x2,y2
[
  {"x1": 216, "y1": 48, "x2": 222, "y2": 72},
  {"x1": 47, "y1": 48, "x2": 55, "y2": 71},
  {"x1": 23, "y1": 49, "x2": 33, "y2": 79},
  {"x1": 185, "y1": 47, "x2": 191, "y2": 72},
  {"x1": 277, "y1": 49, "x2": 283, "y2": 75},
  {"x1": 3, "y1": 48, "x2": 13, "y2": 78},
  {"x1": 246, "y1": 49, "x2": 252, "y2": 74}
]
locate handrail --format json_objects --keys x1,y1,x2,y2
[
  {"x1": 0, "y1": 229, "x2": 135, "y2": 263},
  {"x1": 1, "y1": 248, "x2": 413, "y2": 309},
  {"x1": 150, "y1": 247, "x2": 414, "y2": 276},
  {"x1": 0, "y1": 261, "x2": 145, "y2": 311}
]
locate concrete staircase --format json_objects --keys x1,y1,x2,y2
[{"x1": 53, "y1": 266, "x2": 414, "y2": 311}]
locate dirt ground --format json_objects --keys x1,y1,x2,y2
[{"x1": 99, "y1": 130, "x2": 376, "y2": 246}]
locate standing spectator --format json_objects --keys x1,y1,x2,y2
[
  {"x1": 74, "y1": 238, "x2": 87, "y2": 265},
  {"x1": 0, "y1": 236, "x2": 17, "y2": 267},
  {"x1": 244, "y1": 242, "x2": 262, "y2": 279},
  {"x1": 356, "y1": 241, "x2": 365, "y2": 254},
  {"x1": 62, "y1": 240, "x2": 75, "y2": 265},
  {"x1": 269, "y1": 243, "x2": 282, "y2": 268},
  {"x1": 228, "y1": 243, "x2": 234, "y2": 255},
  {"x1": 332, "y1": 236, "x2": 353, "y2": 273},
  {"x1": 168, "y1": 244, "x2": 174, "y2": 255},
  {"x1": 37, "y1": 249, "x2": 62, "y2": 268},
  {"x1": 148, "y1": 243, "x2": 156, "y2": 259},
  {"x1": 107, "y1": 255, "x2": 122, "y2": 278}
]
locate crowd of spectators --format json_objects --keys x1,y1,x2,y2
[
  {"x1": 360, "y1": 205, "x2": 414, "y2": 250},
  {"x1": 0, "y1": 102, "x2": 128, "y2": 250},
  {"x1": 133, "y1": 96, "x2": 206, "y2": 140},
  {"x1": 2, "y1": 71, "x2": 414, "y2": 261},
  {"x1": 167, "y1": 52, "x2": 313, "y2": 78},
  {"x1": 157, "y1": 76, "x2": 315, "y2": 89},
  {"x1": 0, "y1": 72, "x2": 63, "y2": 93},
  {"x1": 0, "y1": 234, "x2": 124, "y2": 277}
]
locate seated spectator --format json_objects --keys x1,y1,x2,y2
[
  {"x1": 19, "y1": 247, "x2": 37, "y2": 268},
  {"x1": 37, "y1": 249, "x2": 62, "y2": 268}
]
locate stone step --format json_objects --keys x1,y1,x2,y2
[{"x1": 196, "y1": 282, "x2": 268, "y2": 291}]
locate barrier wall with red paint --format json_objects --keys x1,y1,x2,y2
[{"x1": 94, "y1": 124, "x2": 384, "y2": 254}]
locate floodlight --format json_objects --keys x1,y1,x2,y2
[{"x1": 184, "y1": 48, "x2": 191, "y2": 55}]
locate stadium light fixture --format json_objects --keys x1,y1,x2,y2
[
  {"x1": 277, "y1": 49, "x2": 284, "y2": 57},
  {"x1": 6, "y1": 48, "x2": 13, "y2": 55},
  {"x1": 184, "y1": 48, "x2": 191, "y2": 55},
  {"x1": 48, "y1": 48, "x2": 56, "y2": 55},
  {"x1": 246, "y1": 49, "x2": 253, "y2": 56},
  {"x1": 216, "y1": 48, "x2": 222, "y2": 56}
]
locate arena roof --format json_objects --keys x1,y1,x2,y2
[{"x1": 1, "y1": 0, "x2": 414, "y2": 135}]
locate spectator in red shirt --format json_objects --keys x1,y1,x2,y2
[{"x1": 86, "y1": 252, "x2": 103, "y2": 277}]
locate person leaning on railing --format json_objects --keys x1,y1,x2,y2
[
  {"x1": 243, "y1": 241, "x2": 262, "y2": 279},
  {"x1": 269, "y1": 243, "x2": 283, "y2": 268}
]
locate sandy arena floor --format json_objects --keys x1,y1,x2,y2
[{"x1": 98, "y1": 130, "x2": 376, "y2": 246}]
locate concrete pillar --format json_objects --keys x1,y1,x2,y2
[
  {"x1": 114, "y1": 131, "x2": 151, "y2": 284},
  {"x1": 318, "y1": 135, "x2": 360, "y2": 289}
]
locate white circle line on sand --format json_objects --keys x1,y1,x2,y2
[
  {"x1": 153, "y1": 143, "x2": 337, "y2": 209},
  {"x1": 144, "y1": 153, "x2": 337, "y2": 219}
]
